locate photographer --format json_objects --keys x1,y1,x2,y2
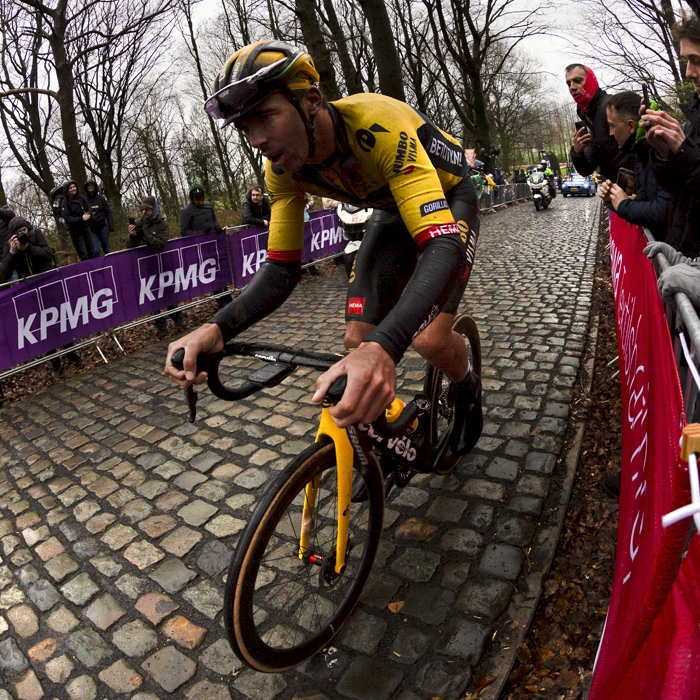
[
  {"x1": 61, "y1": 180, "x2": 96, "y2": 261},
  {"x1": 566, "y1": 63, "x2": 637, "y2": 182},
  {"x1": 642, "y1": 12, "x2": 700, "y2": 255},
  {"x1": 0, "y1": 216, "x2": 54, "y2": 282},
  {"x1": 597, "y1": 91, "x2": 671, "y2": 238}
]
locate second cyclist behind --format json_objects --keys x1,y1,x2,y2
[{"x1": 165, "y1": 40, "x2": 483, "y2": 460}]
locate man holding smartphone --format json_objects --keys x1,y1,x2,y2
[
  {"x1": 597, "y1": 91, "x2": 670, "y2": 238},
  {"x1": 642, "y1": 12, "x2": 700, "y2": 255},
  {"x1": 565, "y1": 64, "x2": 637, "y2": 182}
]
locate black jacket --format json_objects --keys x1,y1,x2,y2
[
  {"x1": 241, "y1": 188, "x2": 271, "y2": 227},
  {"x1": 615, "y1": 137, "x2": 672, "y2": 238},
  {"x1": 0, "y1": 225, "x2": 54, "y2": 281},
  {"x1": 650, "y1": 92, "x2": 700, "y2": 255},
  {"x1": 180, "y1": 184, "x2": 222, "y2": 237},
  {"x1": 125, "y1": 211, "x2": 169, "y2": 250},
  {"x1": 0, "y1": 205, "x2": 16, "y2": 252},
  {"x1": 61, "y1": 180, "x2": 91, "y2": 234},
  {"x1": 84, "y1": 180, "x2": 114, "y2": 232},
  {"x1": 571, "y1": 88, "x2": 638, "y2": 183}
]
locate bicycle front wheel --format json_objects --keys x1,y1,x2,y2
[
  {"x1": 225, "y1": 441, "x2": 384, "y2": 672},
  {"x1": 424, "y1": 313, "x2": 481, "y2": 472}
]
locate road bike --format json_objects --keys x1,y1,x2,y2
[{"x1": 172, "y1": 312, "x2": 481, "y2": 672}]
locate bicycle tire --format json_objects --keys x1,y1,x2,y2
[
  {"x1": 423, "y1": 313, "x2": 481, "y2": 472},
  {"x1": 225, "y1": 440, "x2": 384, "y2": 672}
]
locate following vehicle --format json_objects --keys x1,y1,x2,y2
[
  {"x1": 337, "y1": 203, "x2": 372, "y2": 277},
  {"x1": 530, "y1": 170, "x2": 552, "y2": 211},
  {"x1": 562, "y1": 173, "x2": 597, "y2": 197}
]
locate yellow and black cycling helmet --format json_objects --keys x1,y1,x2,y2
[{"x1": 205, "y1": 41, "x2": 319, "y2": 127}]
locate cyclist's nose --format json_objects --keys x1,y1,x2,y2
[{"x1": 248, "y1": 124, "x2": 267, "y2": 151}]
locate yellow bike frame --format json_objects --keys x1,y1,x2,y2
[{"x1": 298, "y1": 397, "x2": 406, "y2": 575}]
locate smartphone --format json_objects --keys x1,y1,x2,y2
[
  {"x1": 642, "y1": 83, "x2": 650, "y2": 108},
  {"x1": 128, "y1": 216, "x2": 135, "y2": 225},
  {"x1": 617, "y1": 167, "x2": 636, "y2": 196},
  {"x1": 575, "y1": 120, "x2": 588, "y2": 135}
]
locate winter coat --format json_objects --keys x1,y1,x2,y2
[
  {"x1": 241, "y1": 188, "x2": 271, "y2": 227},
  {"x1": 180, "y1": 184, "x2": 222, "y2": 237},
  {"x1": 0, "y1": 225, "x2": 54, "y2": 281},
  {"x1": 0, "y1": 205, "x2": 16, "y2": 252},
  {"x1": 84, "y1": 180, "x2": 115, "y2": 232},
  {"x1": 650, "y1": 92, "x2": 700, "y2": 255},
  {"x1": 614, "y1": 137, "x2": 671, "y2": 239},
  {"x1": 61, "y1": 180, "x2": 91, "y2": 234},
  {"x1": 125, "y1": 211, "x2": 169, "y2": 250},
  {"x1": 570, "y1": 88, "x2": 638, "y2": 183}
]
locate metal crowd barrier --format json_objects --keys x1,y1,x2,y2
[
  {"x1": 479, "y1": 183, "x2": 532, "y2": 211},
  {"x1": 644, "y1": 228, "x2": 700, "y2": 423}
]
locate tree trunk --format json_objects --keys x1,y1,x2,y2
[
  {"x1": 296, "y1": 0, "x2": 341, "y2": 101},
  {"x1": 321, "y1": 0, "x2": 362, "y2": 94},
  {"x1": 356, "y1": 0, "x2": 405, "y2": 100},
  {"x1": 50, "y1": 9, "x2": 88, "y2": 185},
  {"x1": 183, "y1": 1, "x2": 238, "y2": 210}
]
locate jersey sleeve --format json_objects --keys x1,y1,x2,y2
[
  {"x1": 361, "y1": 106, "x2": 461, "y2": 247},
  {"x1": 265, "y1": 160, "x2": 306, "y2": 262}
]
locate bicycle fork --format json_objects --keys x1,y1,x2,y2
[{"x1": 298, "y1": 399, "x2": 376, "y2": 575}]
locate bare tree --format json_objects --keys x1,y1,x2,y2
[
  {"x1": 570, "y1": 0, "x2": 686, "y2": 107},
  {"x1": 421, "y1": 0, "x2": 550, "y2": 151}
]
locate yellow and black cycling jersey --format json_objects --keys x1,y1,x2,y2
[{"x1": 265, "y1": 93, "x2": 468, "y2": 261}]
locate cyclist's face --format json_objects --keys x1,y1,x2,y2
[{"x1": 236, "y1": 94, "x2": 310, "y2": 174}]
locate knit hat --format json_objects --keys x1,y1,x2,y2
[
  {"x1": 8, "y1": 216, "x2": 30, "y2": 236},
  {"x1": 141, "y1": 196, "x2": 156, "y2": 210}
]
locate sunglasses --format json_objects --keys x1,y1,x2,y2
[{"x1": 204, "y1": 58, "x2": 291, "y2": 121}]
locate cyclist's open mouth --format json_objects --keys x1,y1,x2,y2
[{"x1": 266, "y1": 151, "x2": 283, "y2": 165}]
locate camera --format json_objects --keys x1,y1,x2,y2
[{"x1": 17, "y1": 232, "x2": 29, "y2": 246}]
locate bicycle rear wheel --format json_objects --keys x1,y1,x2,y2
[
  {"x1": 424, "y1": 313, "x2": 481, "y2": 472},
  {"x1": 225, "y1": 441, "x2": 384, "y2": 672}
]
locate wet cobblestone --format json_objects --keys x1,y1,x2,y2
[{"x1": 0, "y1": 198, "x2": 598, "y2": 698}]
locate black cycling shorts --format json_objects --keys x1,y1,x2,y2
[{"x1": 345, "y1": 176, "x2": 479, "y2": 326}]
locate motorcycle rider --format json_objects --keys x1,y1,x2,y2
[{"x1": 541, "y1": 161, "x2": 557, "y2": 199}]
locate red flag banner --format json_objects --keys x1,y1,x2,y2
[{"x1": 589, "y1": 214, "x2": 693, "y2": 699}]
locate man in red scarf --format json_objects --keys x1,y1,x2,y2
[{"x1": 565, "y1": 64, "x2": 638, "y2": 183}]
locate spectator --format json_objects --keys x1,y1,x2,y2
[
  {"x1": 127, "y1": 196, "x2": 183, "y2": 336},
  {"x1": 642, "y1": 12, "x2": 700, "y2": 255},
  {"x1": 84, "y1": 180, "x2": 114, "y2": 255},
  {"x1": 61, "y1": 180, "x2": 96, "y2": 261},
  {"x1": 566, "y1": 63, "x2": 637, "y2": 182},
  {"x1": 597, "y1": 91, "x2": 671, "y2": 238},
  {"x1": 645, "y1": 242, "x2": 700, "y2": 308},
  {"x1": 180, "y1": 183, "x2": 223, "y2": 237},
  {"x1": 0, "y1": 216, "x2": 54, "y2": 282},
  {"x1": 179, "y1": 183, "x2": 231, "y2": 308},
  {"x1": 0, "y1": 204, "x2": 16, "y2": 253},
  {"x1": 493, "y1": 168, "x2": 505, "y2": 186},
  {"x1": 241, "y1": 186, "x2": 271, "y2": 227},
  {"x1": 1, "y1": 216, "x2": 78, "y2": 375}
]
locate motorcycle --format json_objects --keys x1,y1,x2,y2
[
  {"x1": 338, "y1": 203, "x2": 372, "y2": 277},
  {"x1": 530, "y1": 171, "x2": 552, "y2": 211}
]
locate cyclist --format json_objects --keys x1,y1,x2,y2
[{"x1": 165, "y1": 40, "x2": 483, "y2": 458}]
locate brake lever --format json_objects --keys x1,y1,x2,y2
[{"x1": 171, "y1": 348, "x2": 224, "y2": 423}]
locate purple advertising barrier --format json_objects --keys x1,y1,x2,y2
[
  {"x1": 0, "y1": 230, "x2": 231, "y2": 373},
  {"x1": 228, "y1": 209, "x2": 343, "y2": 288}
]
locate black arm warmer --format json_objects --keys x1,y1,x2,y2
[
  {"x1": 363, "y1": 233, "x2": 467, "y2": 364},
  {"x1": 208, "y1": 260, "x2": 301, "y2": 341}
]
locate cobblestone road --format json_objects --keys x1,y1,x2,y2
[{"x1": 0, "y1": 195, "x2": 599, "y2": 700}]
